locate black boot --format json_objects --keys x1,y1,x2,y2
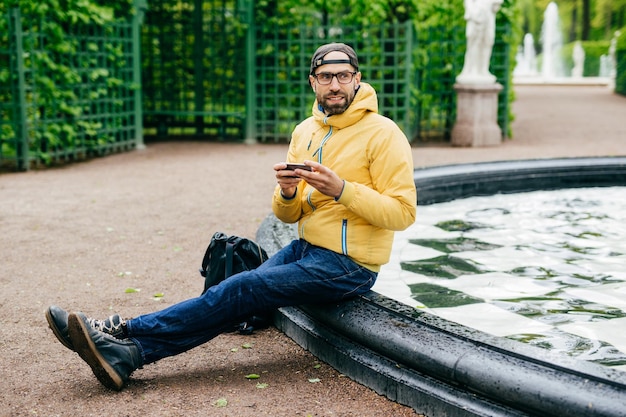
[
  {"x1": 68, "y1": 311, "x2": 142, "y2": 391},
  {"x1": 45, "y1": 305, "x2": 126, "y2": 351}
]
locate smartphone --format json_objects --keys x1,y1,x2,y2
[{"x1": 285, "y1": 163, "x2": 312, "y2": 171}]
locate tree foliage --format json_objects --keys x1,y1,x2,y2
[
  {"x1": 8, "y1": 0, "x2": 623, "y2": 168},
  {"x1": 1, "y1": 0, "x2": 135, "y2": 165},
  {"x1": 518, "y1": 0, "x2": 625, "y2": 47},
  {"x1": 615, "y1": 29, "x2": 626, "y2": 94}
]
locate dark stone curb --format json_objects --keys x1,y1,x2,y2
[
  {"x1": 257, "y1": 157, "x2": 626, "y2": 417},
  {"x1": 413, "y1": 156, "x2": 626, "y2": 205}
]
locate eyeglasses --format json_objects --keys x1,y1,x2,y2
[{"x1": 313, "y1": 71, "x2": 357, "y2": 85}]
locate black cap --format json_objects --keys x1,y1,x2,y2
[{"x1": 310, "y1": 43, "x2": 359, "y2": 75}]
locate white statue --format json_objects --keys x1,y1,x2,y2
[
  {"x1": 522, "y1": 33, "x2": 537, "y2": 75},
  {"x1": 571, "y1": 41, "x2": 585, "y2": 78},
  {"x1": 608, "y1": 30, "x2": 620, "y2": 79},
  {"x1": 457, "y1": 0, "x2": 504, "y2": 84}
]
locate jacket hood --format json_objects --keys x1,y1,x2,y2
[{"x1": 311, "y1": 82, "x2": 379, "y2": 129}]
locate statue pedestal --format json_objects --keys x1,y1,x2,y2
[{"x1": 451, "y1": 83, "x2": 503, "y2": 147}]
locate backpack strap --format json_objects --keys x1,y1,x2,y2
[
  {"x1": 256, "y1": 241, "x2": 269, "y2": 263},
  {"x1": 224, "y1": 241, "x2": 235, "y2": 279}
]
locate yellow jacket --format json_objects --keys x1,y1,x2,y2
[{"x1": 272, "y1": 82, "x2": 417, "y2": 271}]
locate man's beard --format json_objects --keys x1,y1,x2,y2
[{"x1": 319, "y1": 92, "x2": 354, "y2": 115}]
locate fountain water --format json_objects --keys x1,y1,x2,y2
[
  {"x1": 541, "y1": 2, "x2": 565, "y2": 78},
  {"x1": 259, "y1": 157, "x2": 626, "y2": 416}
]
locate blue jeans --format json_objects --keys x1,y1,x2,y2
[{"x1": 126, "y1": 239, "x2": 377, "y2": 364}]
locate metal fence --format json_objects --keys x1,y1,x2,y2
[
  {"x1": 140, "y1": 3, "x2": 511, "y2": 144},
  {"x1": 1, "y1": 7, "x2": 144, "y2": 171},
  {"x1": 3, "y1": 1, "x2": 512, "y2": 171},
  {"x1": 252, "y1": 21, "x2": 510, "y2": 143},
  {"x1": 141, "y1": 0, "x2": 247, "y2": 140},
  {"x1": 0, "y1": 9, "x2": 25, "y2": 170},
  {"x1": 253, "y1": 22, "x2": 416, "y2": 142}
]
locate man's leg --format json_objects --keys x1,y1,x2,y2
[
  {"x1": 128, "y1": 239, "x2": 377, "y2": 364},
  {"x1": 65, "y1": 239, "x2": 377, "y2": 389}
]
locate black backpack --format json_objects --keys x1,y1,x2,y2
[{"x1": 199, "y1": 232, "x2": 271, "y2": 334}]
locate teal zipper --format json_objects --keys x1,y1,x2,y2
[
  {"x1": 312, "y1": 126, "x2": 333, "y2": 163},
  {"x1": 341, "y1": 219, "x2": 348, "y2": 255}
]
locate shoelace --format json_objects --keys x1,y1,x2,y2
[{"x1": 86, "y1": 315, "x2": 126, "y2": 338}]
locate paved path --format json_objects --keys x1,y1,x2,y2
[{"x1": 411, "y1": 84, "x2": 626, "y2": 167}]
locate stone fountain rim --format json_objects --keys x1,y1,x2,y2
[{"x1": 258, "y1": 156, "x2": 626, "y2": 417}]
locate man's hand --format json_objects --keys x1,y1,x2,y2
[
  {"x1": 274, "y1": 162, "x2": 301, "y2": 198},
  {"x1": 274, "y1": 161, "x2": 344, "y2": 199}
]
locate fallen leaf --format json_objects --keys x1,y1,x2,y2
[{"x1": 213, "y1": 398, "x2": 228, "y2": 408}]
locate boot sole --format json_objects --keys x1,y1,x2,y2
[
  {"x1": 68, "y1": 313, "x2": 125, "y2": 391},
  {"x1": 45, "y1": 307, "x2": 74, "y2": 351}
]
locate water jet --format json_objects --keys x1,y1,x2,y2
[{"x1": 541, "y1": 2, "x2": 565, "y2": 79}]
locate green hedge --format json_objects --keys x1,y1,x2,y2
[
  {"x1": 561, "y1": 41, "x2": 610, "y2": 77},
  {"x1": 0, "y1": 0, "x2": 137, "y2": 168},
  {"x1": 616, "y1": 29, "x2": 626, "y2": 96}
]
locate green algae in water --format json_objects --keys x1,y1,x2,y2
[
  {"x1": 510, "y1": 266, "x2": 560, "y2": 279},
  {"x1": 509, "y1": 266, "x2": 620, "y2": 285},
  {"x1": 507, "y1": 331, "x2": 626, "y2": 367},
  {"x1": 435, "y1": 219, "x2": 489, "y2": 232},
  {"x1": 409, "y1": 237, "x2": 502, "y2": 253},
  {"x1": 494, "y1": 297, "x2": 626, "y2": 321},
  {"x1": 401, "y1": 255, "x2": 485, "y2": 279},
  {"x1": 409, "y1": 282, "x2": 483, "y2": 308}
]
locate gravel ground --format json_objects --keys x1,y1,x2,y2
[{"x1": 0, "y1": 85, "x2": 624, "y2": 417}]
